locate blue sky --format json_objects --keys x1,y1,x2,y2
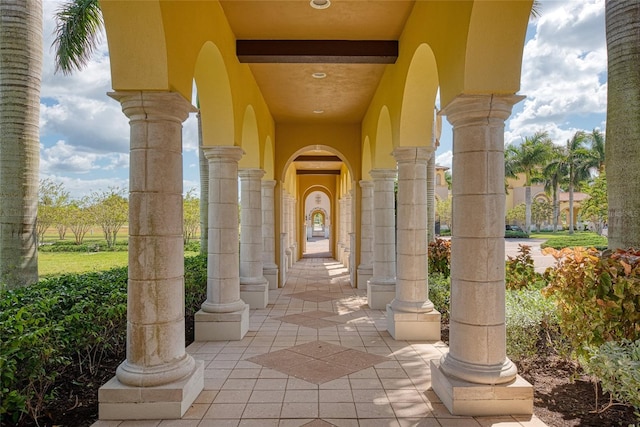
[{"x1": 40, "y1": 0, "x2": 607, "y2": 198}]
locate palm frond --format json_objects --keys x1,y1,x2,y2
[{"x1": 53, "y1": 0, "x2": 103, "y2": 75}]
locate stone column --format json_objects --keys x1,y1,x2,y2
[
  {"x1": 387, "y1": 147, "x2": 441, "y2": 340},
  {"x1": 262, "y1": 180, "x2": 279, "y2": 289},
  {"x1": 357, "y1": 180, "x2": 374, "y2": 290},
  {"x1": 367, "y1": 169, "x2": 397, "y2": 309},
  {"x1": 289, "y1": 196, "x2": 297, "y2": 264},
  {"x1": 280, "y1": 232, "x2": 288, "y2": 285},
  {"x1": 194, "y1": 146, "x2": 249, "y2": 341},
  {"x1": 99, "y1": 91, "x2": 203, "y2": 420},
  {"x1": 343, "y1": 192, "x2": 352, "y2": 268},
  {"x1": 239, "y1": 169, "x2": 269, "y2": 308},
  {"x1": 431, "y1": 94, "x2": 533, "y2": 416},
  {"x1": 427, "y1": 152, "x2": 436, "y2": 243},
  {"x1": 337, "y1": 197, "x2": 345, "y2": 264},
  {"x1": 284, "y1": 194, "x2": 293, "y2": 268}
]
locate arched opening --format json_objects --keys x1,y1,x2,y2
[{"x1": 303, "y1": 190, "x2": 331, "y2": 257}]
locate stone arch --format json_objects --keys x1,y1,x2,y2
[
  {"x1": 399, "y1": 44, "x2": 439, "y2": 148},
  {"x1": 239, "y1": 105, "x2": 260, "y2": 168},
  {"x1": 263, "y1": 136, "x2": 275, "y2": 180},
  {"x1": 374, "y1": 106, "x2": 395, "y2": 169},
  {"x1": 281, "y1": 145, "x2": 355, "y2": 185},
  {"x1": 362, "y1": 136, "x2": 373, "y2": 180},
  {"x1": 194, "y1": 42, "x2": 234, "y2": 147}
]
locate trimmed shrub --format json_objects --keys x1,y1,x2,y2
[
  {"x1": 505, "y1": 244, "x2": 546, "y2": 290},
  {"x1": 428, "y1": 238, "x2": 451, "y2": 278},
  {"x1": 428, "y1": 273, "x2": 450, "y2": 321}
]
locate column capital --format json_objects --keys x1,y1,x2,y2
[
  {"x1": 109, "y1": 91, "x2": 197, "y2": 123},
  {"x1": 441, "y1": 94, "x2": 525, "y2": 127},
  {"x1": 239, "y1": 168, "x2": 266, "y2": 179},
  {"x1": 359, "y1": 180, "x2": 374, "y2": 189},
  {"x1": 262, "y1": 179, "x2": 277, "y2": 189},
  {"x1": 370, "y1": 168, "x2": 397, "y2": 181},
  {"x1": 393, "y1": 146, "x2": 434, "y2": 164},
  {"x1": 202, "y1": 145, "x2": 244, "y2": 162}
]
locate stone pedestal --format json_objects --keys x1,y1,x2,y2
[
  {"x1": 239, "y1": 168, "x2": 268, "y2": 308},
  {"x1": 432, "y1": 94, "x2": 533, "y2": 415},
  {"x1": 387, "y1": 147, "x2": 440, "y2": 340},
  {"x1": 99, "y1": 91, "x2": 202, "y2": 420},
  {"x1": 195, "y1": 146, "x2": 249, "y2": 341},
  {"x1": 367, "y1": 169, "x2": 397, "y2": 309}
]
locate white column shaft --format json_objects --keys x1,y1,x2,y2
[
  {"x1": 239, "y1": 168, "x2": 266, "y2": 282},
  {"x1": 201, "y1": 146, "x2": 246, "y2": 313},
  {"x1": 370, "y1": 169, "x2": 397, "y2": 283},
  {"x1": 359, "y1": 181, "x2": 374, "y2": 268},
  {"x1": 262, "y1": 180, "x2": 277, "y2": 268},
  {"x1": 440, "y1": 94, "x2": 523, "y2": 385},
  {"x1": 112, "y1": 91, "x2": 195, "y2": 387}
]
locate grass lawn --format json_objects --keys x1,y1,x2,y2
[
  {"x1": 529, "y1": 230, "x2": 608, "y2": 249},
  {"x1": 39, "y1": 251, "x2": 129, "y2": 277}
]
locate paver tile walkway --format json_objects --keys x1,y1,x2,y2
[{"x1": 93, "y1": 248, "x2": 547, "y2": 426}]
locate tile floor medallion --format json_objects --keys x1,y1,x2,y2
[
  {"x1": 92, "y1": 247, "x2": 548, "y2": 426},
  {"x1": 247, "y1": 340, "x2": 389, "y2": 384}
]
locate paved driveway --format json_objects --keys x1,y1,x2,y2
[{"x1": 505, "y1": 238, "x2": 556, "y2": 273}]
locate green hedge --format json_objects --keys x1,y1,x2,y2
[{"x1": 0, "y1": 255, "x2": 208, "y2": 425}]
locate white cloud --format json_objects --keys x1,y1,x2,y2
[
  {"x1": 40, "y1": 173, "x2": 129, "y2": 200},
  {"x1": 435, "y1": 150, "x2": 453, "y2": 169},
  {"x1": 507, "y1": 0, "x2": 607, "y2": 143}
]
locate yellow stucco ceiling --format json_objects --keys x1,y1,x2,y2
[{"x1": 219, "y1": 0, "x2": 415, "y2": 124}]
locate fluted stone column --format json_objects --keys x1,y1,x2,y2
[
  {"x1": 99, "y1": 91, "x2": 203, "y2": 420},
  {"x1": 367, "y1": 169, "x2": 397, "y2": 309},
  {"x1": 427, "y1": 152, "x2": 436, "y2": 243},
  {"x1": 239, "y1": 169, "x2": 269, "y2": 308},
  {"x1": 387, "y1": 147, "x2": 441, "y2": 340},
  {"x1": 357, "y1": 180, "x2": 374, "y2": 290},
  {"x1": 262, "y1": 180, "x2": 279, "y2": 289},
  {"x1": 431, "y1": 94, "x2": 533, "y2": 416},
  {"x1": 194, "y1": 146, "x2": 249, "y2": 341}
]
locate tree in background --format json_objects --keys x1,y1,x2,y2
[
  {"x1": 541, "y1": 145, "x2": 568, "y2": 232},
  {"x1": 0, "y1": 0, "x2": 43, "y2": 288},
  {"x1": 605, "y1": 0, "x2": 640, "y2": 250},
  {"x1": 90, "y1": 188, "x2": 128, "y2": 248},
  {"x1": 67, "y1": 197, "x2": 94, "y2": 245},
  {"x1": 36, "y1": 179, "x2": 70, "y2": 243},
  {"x1": 505, "y1": 131, "x2": 553, "y2": 233},
  {"x1": 436, "y1": 196, "x2": 452, "y2": 233},
  {"x1": 532, "y1": 199, "x2": 553, "y2": 232},
  {"x1": 184, "y1": 188, "x2": 200, "y2": 245},
  {"x1": 581, "y1": 172, "x2": 608, "y2": 236},
  {"x1": 564, "y1": 131, "x2": 594, "y2": 234}
]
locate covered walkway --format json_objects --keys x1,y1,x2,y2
[{"x1": 94, "y1": 255, "x2": 546, "y2": 427}]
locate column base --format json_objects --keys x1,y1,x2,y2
[
  {"x1": 386, "y1": 305, "x2": 441, "y2": 340},
  {"x1": 367, "y1": 281, "x2": 395, "y2": 309},
  {"x1": 357, "y1": 266, "x2": 372, "y2": 290},
  {"x1": 263, "y1": 265, "x2": 279, "y2": 290},
  {"x1": 194, "y1": 305, "x2": 249, "y2": 341},
  {"x1": 430, "y1": 359, "x2": 534, "y2": 416},
  {"x1": 240, "y1": 281, "x2": 269, "y2": 309},
  {"x1": 99, "y1": 360, "x2": 204, "y2": 420}
]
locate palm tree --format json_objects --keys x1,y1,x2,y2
[
  {"x1": 564, "y1": 131, "x2": 593, "y2": 234},
  {"x1": 505, "y1": 131, "x2": 552, "y2": 233},
  {"x1": 587, "y1": 128, "x2": 606, "y2": 173},
  {"x1": 0, "y1": 0, "x2": 42, "y2": 288},
  {"x1": 541, "y1": 145, "x2": 568, "y2": 232},
  {"x1": 606, "y1": 0, "x2": 640, "y2": 250},
  {"x1": 53, "y1": 0, "x2": 102, "y2": 75}
]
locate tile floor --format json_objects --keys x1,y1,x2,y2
[{"x1": 92, "y1": 255, "x2": 547, "y2": 427}]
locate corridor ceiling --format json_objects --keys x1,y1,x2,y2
[{"x1": 219, "y1": 0, "x2": 415, "y2": 124}]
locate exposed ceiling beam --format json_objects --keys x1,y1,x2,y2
[
  {"x1": 294, "y1": 155, "x2": 342, "y2": 162},
  {"x1": 237, "y1": 40, "x2": 398, "y2": 64},
  {"x1": 296, "y1": 170, "x2": 341, "y2": 175}
]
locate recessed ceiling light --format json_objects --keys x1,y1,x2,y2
[
  {"x1": 310, "y1": 0, "x2": 330, "y2": 10},
  {"x1": 313, "y1": 109, "x2": 324, "y2": 114},
  {"x1": 312, "y1": 72, "x2": 327, "y2": 79}
]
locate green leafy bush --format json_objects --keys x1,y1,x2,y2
[
  {"x1": 0, "y1": 256, "x2": 209, "y2": 425},
  {"x1": 505, "y1": 244, "x2": 546, "y2": 290},
  {"x1": 39, "y1": 240, "x2": 129, "y2": 252},
  {"x1": 505, "y1": 230, "x2": 530, "y2": 238},
  {"x1": 428, "y1": 273, "x2": 450, "y2": 321},
  {"x1": 581, "y1": 339, "x2": 640, "y2": 414},
  {"x1": 542, "y1": 247, "x2": 640, "y2": 359},
  {"x1": 506, "y1": 288, "x2": 561, "y2": 361},
  {"x1": 184, "y1": 240, "x2": 202, "y2": 253},
  {"x1": 0, "y1": 268, "x2": 128, "y2": 424},
  {"x1": 428, "y1": 238, "x2": 451, "y2": 278}
]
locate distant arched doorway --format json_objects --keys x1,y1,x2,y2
[{"x1": 303, "y1": 191, "x2": 331, "y2": 257}]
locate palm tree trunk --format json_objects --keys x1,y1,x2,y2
[
  {"x1": 524, "y1": 185, "x2": 532, "y2": 233},
  {"x1": 606, "y1": 0, "x2": 640, "y2": 249},
  {"x1": 426, "y1": 152, "x2": 435, "y2": 243},
  {"x1": 0, "y1": 0, "x2": 42, "y2": 288},
  {"x1": 552, "y1": 186, "x2": 559, "y2": 232},
  {"x1": 569, "y1": 168, "x2": 575, "y2": 235}
]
